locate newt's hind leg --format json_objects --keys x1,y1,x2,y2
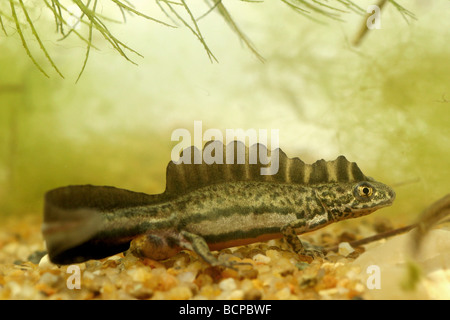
[
  {"x1": 130, "y1": 234, "x2": 182, "y2": 260},
  {"x1": 180, "y1": 231, "x2": 250, "y2": 270}
]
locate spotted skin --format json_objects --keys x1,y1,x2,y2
[{"x1": 42, "y1": 141, "x2": 396, "y2": 266}]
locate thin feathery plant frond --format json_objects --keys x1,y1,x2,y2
[
  {"x1": 0, "y1": 0, "x2": 416, "y2": 79},
  {"x1": 213, "y1": 1, "x2": 265, "y2": 62},
  {"x1": 155, "y1": 0, "x2": 180, "y2": 26},
  {"x1": 52, "y1": 0, "x2": 64, "y2": 34},
  {"x1": 9, "y1": 0, "x2": 50, "y2": 78},
  {"x1": 336, "y1": 0, "x2": 364, "y2": 14},
  {"x1": 284, "y1": 0, "x2": 344, "y2": 22},
  {"x1": 281, "y1": 0, "x2": 325, "y2": 24},
  {"x1": 160, "y1": 0, "x2": 217, "y2": 63},
  {"x1": 197, "y1": 0, "x2": 221, "y2": 21},
  {"x1": 55, "y1": 0, "x2": 90, "y2": 41},
  {"x1": 311, "y1": 0, "x2": 348, "y2": 14},
  {"x1": 0, "y1": 18, "x2": 6, "y2": 36},
  {"x1": 180, "y1": 0, "x2": 218, "y2": 63},
  {"x1": 42, "y1": 0, "x2": 99, "y2": 50},
  {"x1": 76, "y1": 0, "x2": 96, "y2": 83},
  {"x1": 72, "y1": 0, "x2": 141, "y2": 64},
  {"x1": 18, "y1": 0, "x2": 65, "y2": 78},
  {"x1": 281, "y1": 0, "x2": 310, "y2": 15},
  {"x1": 110, "y1": 0, "x2": 175, "y2": 27},
  {"x1": 0, "y1": 12, "x2": 8, "y2": 35},
  {"x1": 116, "y1": 3, "x2": 128, "y2": 23},
  {"x1": 389, "y1": 0, "x2": 416, "y2": 23}
]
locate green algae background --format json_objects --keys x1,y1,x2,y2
[{"x1": 0, "y1": 1, "x2": 449, "y2": 227}]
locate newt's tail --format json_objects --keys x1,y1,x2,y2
[{"x1": 42, "y1": 185, "x2": 159, "y2": 265}]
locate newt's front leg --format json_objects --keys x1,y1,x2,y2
[{"x1": 281, "y1": 219, "x2": 324, "y2": 259}]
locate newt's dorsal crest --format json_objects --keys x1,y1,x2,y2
[{"x1": 165, "y1": 140, "x2": 369, "y2": 197}]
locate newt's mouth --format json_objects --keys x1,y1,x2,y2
[
  {"x1": 372, "y1": 187, "x2": 396, "y2": 209},
  {"x1": 351, "y1": 197, "x2": 395, "y2": 218},
  {"x1": 372, "y1": 197, "x2": 395, "y2": 212},
  {"x1": 388, "y1": 189, "x2": 396, "y2": 202},
  {"x1": 379, "y1": 188, "x2": 396, "y2": 208}
]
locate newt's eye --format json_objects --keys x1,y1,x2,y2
[
  {"x1": 359, "y1": 185, "x2": 373, "y2": 197},
  {"x1": 353, "y1": 182, "x2": 374, "y2": 201}
]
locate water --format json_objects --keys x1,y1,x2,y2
[{"x1": 0, "y1": 1, "x2": 449, "y2": 223}]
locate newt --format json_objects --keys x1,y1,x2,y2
[{"x1": 42, "y1": 141, "x2": 396, "y2": 267}]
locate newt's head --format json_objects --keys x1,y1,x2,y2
[{"x1": 316, "y1": 180, "x2": 396, "y2": 221}]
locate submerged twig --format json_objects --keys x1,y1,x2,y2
[
  {"x1": 402, "y1": 194, "x2": 450, "y2": 290},
  {"x1": 352, "y1": 0, "x2": 387, "y2": 46},
  {"x1": 324, "y1": 223, "x2": 417, "y2": 253},
  {"x1": 411, "y1": 194, "x2": 450, "y2": 256},
  {"x1": 353, "y1": 0, "x2": 416, "y2": 46}
]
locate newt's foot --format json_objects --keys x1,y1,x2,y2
[
  {"x1": 302, "y1": 242, "x2": 325, "y2": 257},
  {"x1": 213, "y1": 260, "x2": 253, "y2": 271},
  {"x1": 302, "y1": 248, "x2": 325, "y2": 259},
  {"x1": 296, "y1": 245, "x2": 325, "y2": 263}
]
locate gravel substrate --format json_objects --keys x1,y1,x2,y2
[{"x1": 1, "y1": 214, "x2": 448, "y2": 300}]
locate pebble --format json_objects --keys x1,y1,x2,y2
[
  {"x1": 39, "y1": 272, "x2": 60, "y2": 286},
  {"x1": 164, "y1": 285, "x2": 193, "y2": 300},
  {"x1": 318, "y1": 287, "x2": 339, "y2": 298},
  {"x1": 228, "y1": 289, "x2": 244, "y2": 300},
  {"x1": 243, "y1": 288, "x2": 262, "y2": 300},
  {"x1": 7, "y1": 281, "x2": 37, "y2": 299},
  {"x1": 127, "y1": 267, "x2": 152, "y2": 283},
  {"x1": 338, "y1": 242, "x2": 355, "y2": 256},
  {"x1": 129, "y1": 283, "x2": 153, "y2": 300},
  {"x1": 219, "y1": 278, "x2": 237, "y2": 291},
  {"x1": 275, "y1": 287, "x2": 291, "y2": 299},
  {"x1": 252, "y1": 253, "x2": 271, "y2": 264},
  {"x1": 38, "y1": 254, "x2": 58, "y2": 270},
  {"x1": 266, "y1": 249, "x2": 282, "y2": 260},
  {"x1": 3, "y1": 242, "x2": 30, "y2": 261},
  {"x1": 177, "y1": 271, "x2": 197, "y2": 283}
]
